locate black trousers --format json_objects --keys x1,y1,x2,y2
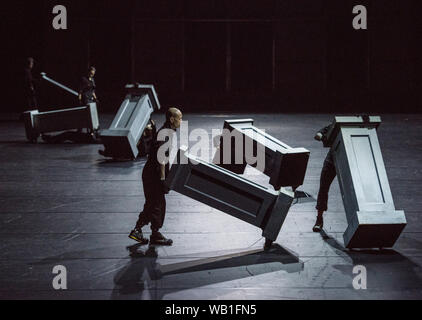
[
  {"x1": 25, "y1": 93, "x2": 37, "y2": 110},
  {"x1": 136, "y1": 168, "x2": 166, "y2": 231},
  {"x1": 82, "y1": 97, "x2": 95, "y2": 105},
  {"x1": 316, "y1": 151, "x2": 337, "y2": 212}
]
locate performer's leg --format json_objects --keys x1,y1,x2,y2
[
  {"x1": 130, "y1": 211, "x2": 150, "y2": 244},
  {"x1": 136, "y1": 200, "x2": 152, "y2": 229},
  {"x1": 32, "y1": 95, "x2": 38, "y2": 109},
  {"x1": 150, "y1": 190, "x2": 172, "y2": 246},
  {"x1": 129, "y1": 174, "x2": 153, "y2": 244},
  {"x1": 313, "y1": 152, "x2": 337, "y2": 232},
  {"x1": 25, "y1": 94, "x2": 37, "y2": 111},
  {"x1": 151, "y1": 193, "x2": 166, "y2": 230},
  {"x1": 135, "y1": 200, "x2": 151, "y2": 231},
  {"x1": 29, "y1": 94, "x2": 37, "y2": 109}
]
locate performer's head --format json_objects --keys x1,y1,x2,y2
[
  {"x1": 166, "y1": 108, "x2": 183, "y2": 130},
  {"x1": 27, "y1": 57, "x2": 34, "y2": 69},
  {"x1": 88, "y1": 66, "x2": 96, "y2": 78}
]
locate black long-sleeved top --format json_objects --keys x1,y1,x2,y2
[
  {"x1": 144, "y1": 122, "x2": 176, "y2": 179},
  {"x1": 79, "y1": 76, "x2": 96, "y2": 104},
  {"x1": 24, "y1": 68, "x2": 35, "y2": 94}
]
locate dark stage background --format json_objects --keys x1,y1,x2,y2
[{"x1": 1, "y1": 0, "x2": 421, "y2": 113}]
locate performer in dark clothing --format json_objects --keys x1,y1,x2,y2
[
  {"x1": 313, "y1": 124, "x2": 337, "y2": 232},
  {"x1": 24, "y1": 57, "x2": 37, "y2": 111},
  {"x1": 41, "y1": 66, "x2": 100, "y2": 143},
  {"x1": 129, "y1": 108, "x2": 183, "y2": 246},
  {"x1": 79, "y1": 66, "x2": 98, "y2": 105}
]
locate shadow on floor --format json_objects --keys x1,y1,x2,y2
[
  {"x1": 0, "y1": 140, "x2": 31, "y2": 145},
  {"x1": 158, "y1": 243, "x2": 301, "y2": 276},
  {"x1": 96, "y1": 158, "x2": 147, "y2": 167},
  {"x1": 320, "y1": 230, "x2": 422, "y2": 292},
  {"x1": 111, "y1": 243, "x2": 303, "y2": 300},
  {"x1": 293, "y1": 190, "x2": 316, "y2": 205},
  {"x1": 111, "y1": 244, "x2": 159, "y2": 297},
  {"x1": 0, "y1": 140, "x2": 92, "y2": 148}
]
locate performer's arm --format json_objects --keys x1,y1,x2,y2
[
  {"x1": 78, "y1": 77, "x2": 85, "y2": 102},
  {"x1": 160, "y1": 163, "x2": 166, "y2": 180},
  {"x1": 159, "y1": 162, "x2": 170, "y2": 194},
  {"x1": 157, "y1": 134, "x2": 169, "y2": 182},
  {"x1": 25, "y1": 70, "x2": 35, "y2": 92},
  {"x1": 315, "y1": 125, "x2": 332, "y2": 141}
]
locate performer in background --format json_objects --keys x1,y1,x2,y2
[
  {"x1": 24, "y1": 57, "x2": 38, "y2": 111},
  {"x1": 79, "y1": 66, "x2": 99, "y2": 105},
  {"x1": 313, "y1": 124, "x2": 336, "y2": 232},
  {"x1": 129, "y1": 108, "x2": 183, "y2": 246}
]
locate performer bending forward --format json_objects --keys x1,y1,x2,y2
[{"x1": 129, "y1": 108, "x2": 183, "y2": 246}]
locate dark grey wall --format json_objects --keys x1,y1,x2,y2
[{"x1": 1, "y1": 0, "x2": 421, "y2": 113}]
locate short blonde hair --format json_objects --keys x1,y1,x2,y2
[{"x1": 166, "y1": 108, "x2": 182, "y2": 122}]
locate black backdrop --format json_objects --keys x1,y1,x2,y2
[{"x1": 1, "y1": 0, "x2": 421, "y2": 113}]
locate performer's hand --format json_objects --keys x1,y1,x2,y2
[
  {"x1": 144, "y1": 124, "x2": 154, "y2": 137},
  {"x1": 314, "y1": 132, "x2": 323, "y2": 141}
]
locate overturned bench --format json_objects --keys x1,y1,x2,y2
[
  {"x1": 166, "y1": 146, "x2": 295, "y2": 249},
  {"x1": 23, "y1": 103, "x2": 99, "y2": 143},
  {"x1": 99, "y1": 84, "x2": 161, "y2": 160},
  {"x1": 214, "y1": 119, "x2": 310, "y2": 190},
  {"x1": 325, "y1": 115, "x2": 407, "y2": 249}
]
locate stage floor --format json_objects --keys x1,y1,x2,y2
[{"x1": 0, "y1": 112, "x2": 421, "y2": 300}]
